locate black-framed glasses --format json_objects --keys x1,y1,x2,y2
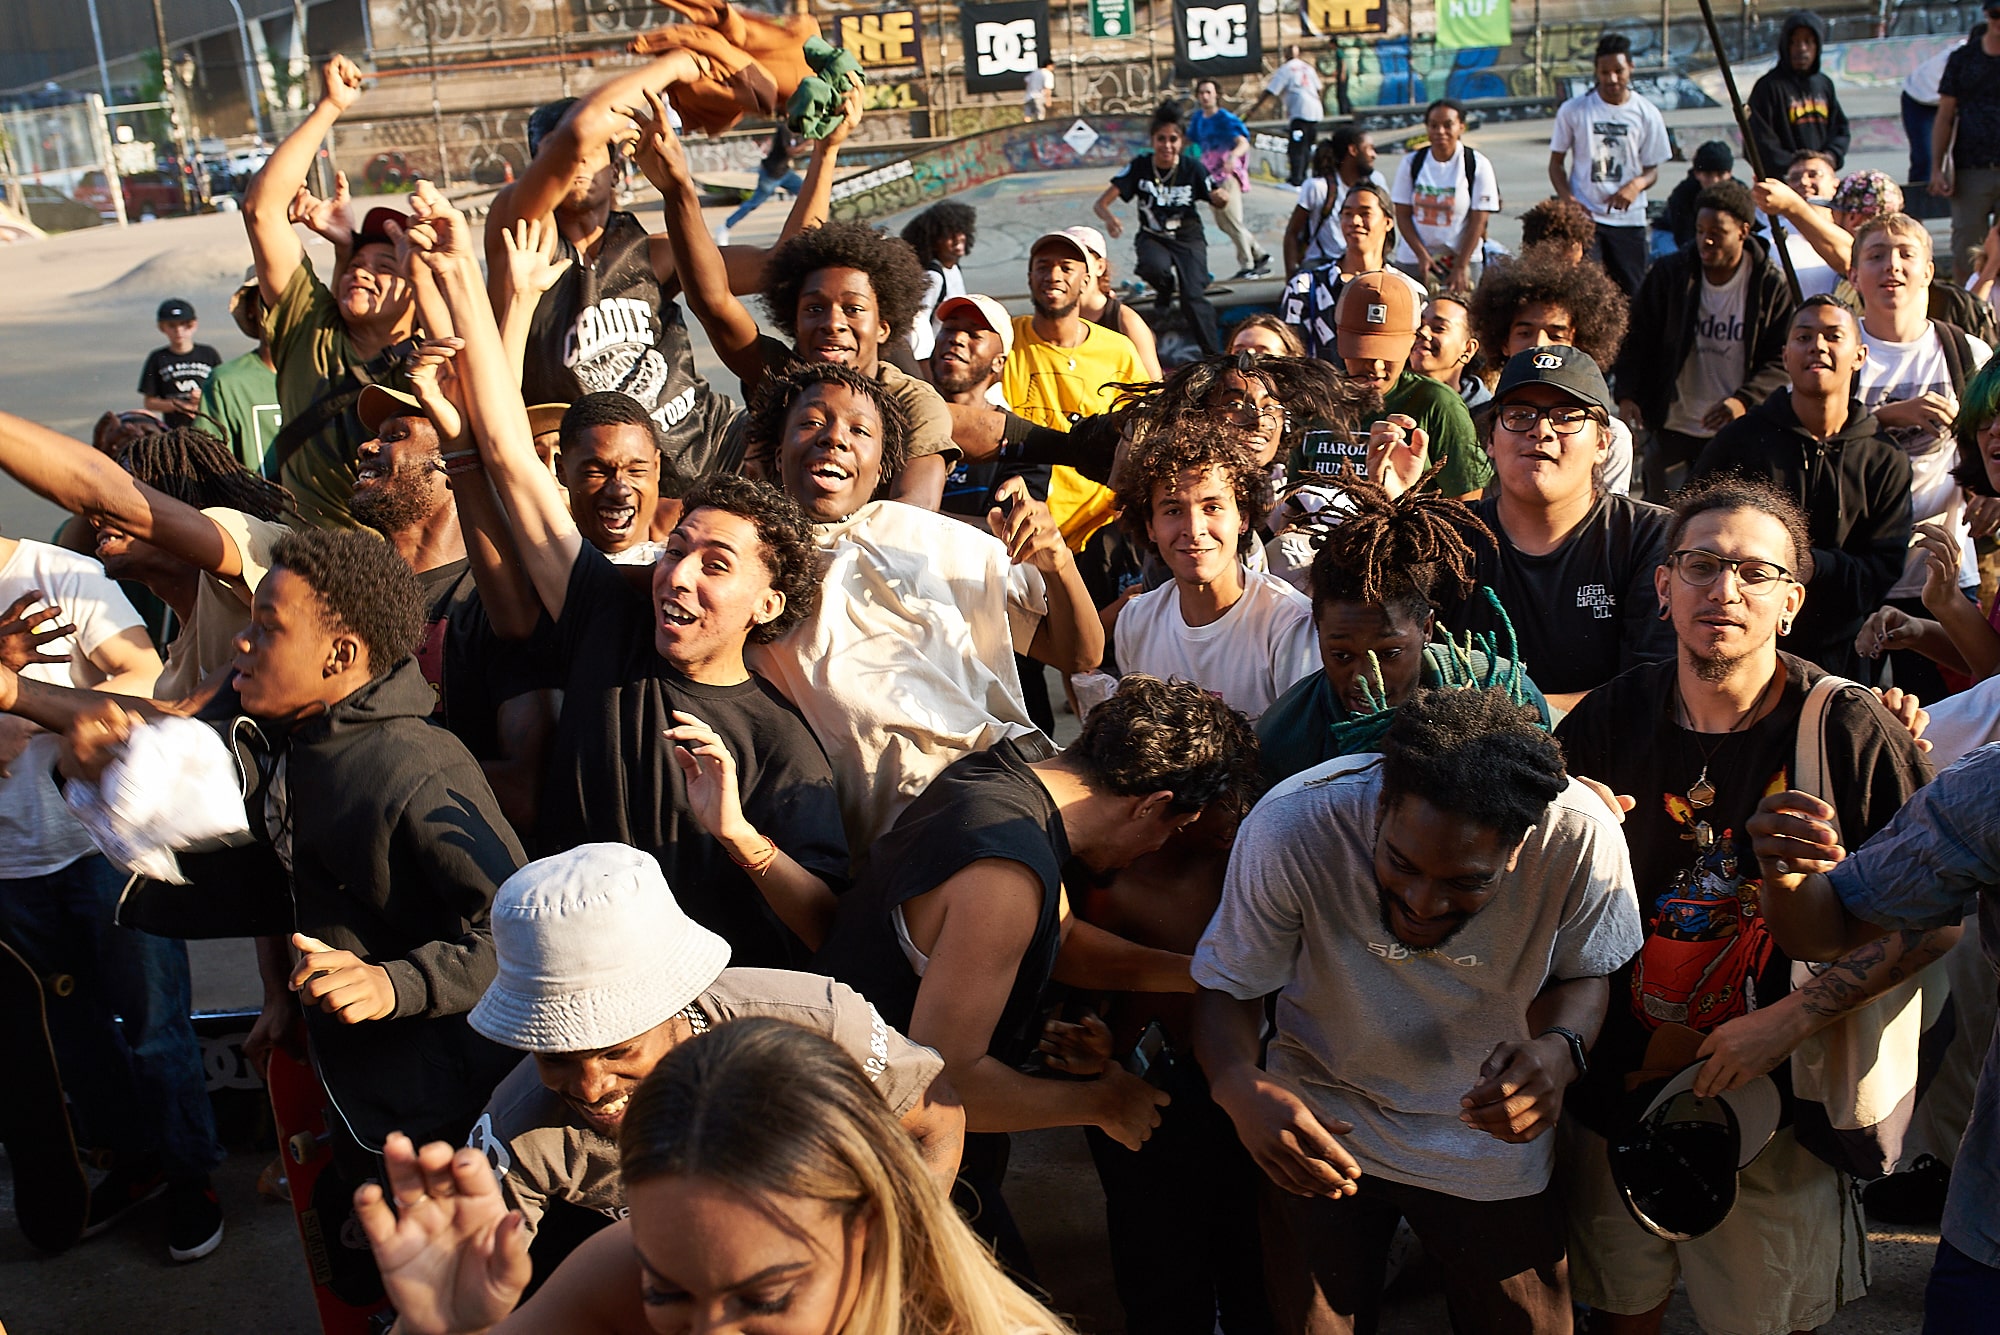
[
  {"x1": 1668, "y1": 548, "x2": 1796, "y2": 592},
  {"x1": 1496, "y1": 404, "x2": 1601, "y2": 435}
]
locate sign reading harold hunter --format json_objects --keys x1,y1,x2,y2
[
  {"x1": 960, "y1": 1, "x2": 1052, "y2": 95},
  {"x1": 1172, "y1": 0, "x2": 1263, "y2": 78}
]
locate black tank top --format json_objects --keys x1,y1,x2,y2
[
  {"x1": 522, "y1": 210, "x2": 739, "y2": 477},
  {"x1": 1090, "y1": 293, "x2": 1128, "y2": 333}
]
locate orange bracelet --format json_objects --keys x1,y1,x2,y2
[{"x1": 731, "y1": 834, "x2": 778, "y2": 876}]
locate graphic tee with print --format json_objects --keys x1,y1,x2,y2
[
  {"x1": 1663, "y1": 258, "x2": 1752, "y2": 438},
  {"x1": 138, "y1": 343, "x2": 223, "y2": 427},
  {"x1": 1858, "y1": 325, "x2": 1992, "y2": 596},
  {"x1": 1194, "y1": 756, "x2": 1643, "y2": 1199},
  {"x1": 199, "y1": 350, "x2": 283, "y2": 474},
  {"x1": 1390, "y1": 146, "x2": 1500, "y2": 264},
  {"x1": 1110, "y1": 155, "x2": 1212, "y2": 242},
  {"x1": 1550, "y1": 89, "x2": 1671, "y2": 227}
]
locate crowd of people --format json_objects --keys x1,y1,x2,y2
[{"x1": 4, "y1": 15, "x2": 2000, "y2": 1335}]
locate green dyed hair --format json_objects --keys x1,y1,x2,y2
[
  {"x1": 1324, "y1": 588, "x2": 1537, "y2": 756},
  {"x1": 1954, "y1": 355, "x2": 2000, "y2": 498}
]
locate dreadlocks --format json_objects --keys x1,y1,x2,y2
[
  {"x1": 1309, "y1": 479, "x2": 1486, "y2": 620},
  {"x1": 118, "y1": 425, "x2": 294, "y2": 522}
]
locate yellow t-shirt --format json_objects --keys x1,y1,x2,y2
[{"x1": 1002, "y1": 318, "x2": 1146, "y2": 548}]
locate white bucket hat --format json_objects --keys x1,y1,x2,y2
[{"x1": 469, "y1": 844, "x2": 731, "y2": 1053}]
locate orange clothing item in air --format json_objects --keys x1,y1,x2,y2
[{"x1": 631, "y1": 0, "x2": 819, "y2": 136}]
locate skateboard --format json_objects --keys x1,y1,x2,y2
[
  {"x1": 265, "y1": 1043, "x2": 392, "y2": 1335},
  {"x1": 0, "y1": 936, "x2": 88, "y2": 1253}
]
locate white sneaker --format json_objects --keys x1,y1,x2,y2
[{"x1": 713, "y1": 224, "x2": 730, "y2": 246}]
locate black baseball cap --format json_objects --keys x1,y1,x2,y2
[
  {"x1": 1493, "y1": 345, "x2": 1614, "y2": 415},
  {"x1": 157, "y1": 298, "x2": 196, "y2": 322},
  {"x1": 1609, "y1": 1063, "x2": 1780, "y2": 1242}
]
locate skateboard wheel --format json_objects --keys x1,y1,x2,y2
[
  {"x1": 47, "y1": 973, "x2": 75, "y2": 997},
  {"x1": 287, "y1": 1131, "x2": 319, "y2": 1165}
]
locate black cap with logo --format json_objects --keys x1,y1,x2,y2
[
  {"x1": 1493, "y1": 344, "x2": 1615, "y2": 415},
  {"x1": 156, "y1": 297, "x2": 196, "y2": 322}
]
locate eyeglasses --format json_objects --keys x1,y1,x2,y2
[
  {"x1": 1495, "y1": 404, "x2": 1601, "y2": 435},
  {"x1": 1209, "y1": 397, "x2": 1283, "y2": 428},
  {"x1": 1667, "y1": 549, "x2": 1797, "y2": 592}
]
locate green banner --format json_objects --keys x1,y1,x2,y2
[
  {"x1": 1091, "y1": 0, "x2": 1134, "y2": 38},
  {"x1": 1436, "y1": 0, "x2": 1510, "y2": 49}
]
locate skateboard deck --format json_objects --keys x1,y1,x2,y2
[
  {"x1": 266, "y1": 1043, "x2": 391, "y2": 1335},
  {"x1": 0, "y1": 936, "x2": 88, "y2": 1253}
]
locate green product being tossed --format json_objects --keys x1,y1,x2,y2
[{"x1": 788, "y1": 36, "x2": 866, "y2": 139}]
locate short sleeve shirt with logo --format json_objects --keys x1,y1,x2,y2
[
  {"x1": 1858, "y1": 324, "x2": 1992, "y2": 596},
  {"x1": 1111, "y1": 156, "x2": 1213, "y2": 242},
  {"x1": 471, "y1": 967, "x2": 943, "y2": 1231},
  {"x1": 1550, "y1": 89, "x2": 1672, "y2": 227},
  {"x1": 199, "y1": 351, "x2": 283, "y2": 474},
  {"x1": 1663, "y1": 257, "x2": 1753, "y2": 438},
  {"x1": 1390, "y1": 146, "x2": 1500, "y2": 263},
  {"x1": 138, "y1": 343, "x2": 223, "y2": 428}
]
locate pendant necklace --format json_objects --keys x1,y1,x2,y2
[{"x1": 1675, "y1": 672, "x2": 1777, "y2": 832}]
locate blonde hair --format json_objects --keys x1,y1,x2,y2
[
  {"x1": 1852, "y1": 210, "x2": 1933, "y2": 261},
  {"x1": 621, "y1": 1018, "x2": 1075, "y2": 1335}
]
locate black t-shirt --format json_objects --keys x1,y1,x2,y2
[
  {"x1": 412, "y1": 561, "x2": 547, "y2": 763},
  {"x1": 1555, "y1": 654, "x2": 1930, "y2": 1135},
  {"x1": 537, "y1": 545, "x2": 849, "y2": 967},
  {"x1": 1941, "y1": 44, "x2": 2000, "y2": 169},
  {"x1": 813, "y1": 737, "x2": 1067, "y2": 1067},
  {"x1": 1111, "y1": 156, "x2": 1212, "y2": 242},
  {"x1": 761, "y1": 124, "x2": 797, "y2": 179},
  {"x1": 1439, "y1": 493, "x2": 1675, "y2": 696},
  {"x1": 138, "y1": 343, "x2": 223, "y2": 427}
]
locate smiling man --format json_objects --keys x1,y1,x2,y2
[{"x1": 1194, "y1": 686, "x2": 1641, "y2": 1335}]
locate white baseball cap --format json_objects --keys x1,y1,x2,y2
[
  {"x1": 934, "y1": 294, "x2": 1015, "y2": 355},
  {"x1": 468, "y1": 844, "x2": 731, "y2": 1053},
  {"x1": 1030, "y1": 225, "x2": 1108, "y2": 273}
]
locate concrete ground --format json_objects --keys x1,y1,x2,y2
[{"x1": 0, "y1": 85, "x2": 1953, "y2": 1333}]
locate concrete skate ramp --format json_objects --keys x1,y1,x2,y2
[{"x1": 828, "y1": 116, "x2": 1157, "y2": 225}]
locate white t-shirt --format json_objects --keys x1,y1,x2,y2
[
  {"x1": 1858, "y1": 324, "x2": 1994, "y2": 596},
  {"x1": 0, "y1": 540, "x2": 147, "y2": 879},
  {"x1": 908, "y1": 264, "x2": 965, "y2": 362},
  {"x1": 1193, "y1": 756, "x2": 1644, "y2": 1200},
  {"x1": 1549, "y1": 89, "x2": 1671, "y2": 228},
  {"x1": 1782, "y1": 231, "x2": 1841, "y2": 300},
  {"x1": 1024, "y1": 68, "x2": 1054, "y2": 101},
  {"x1": 1604, "y1": 416, "x2": 1637, "y2": 500},
  {"x1": 749, "y1": 500, "x2": 1049, "y2": 853},
  {"x1": 1390, "y1": 146, "x2": 1500, "y2": 263},
  {"x1": 1266, "y1": 58, "x2": 1324, "y2": 122},
  {"x1": 1664, "y1": 258, "x2": 1753, "y2": 438},
  {"x1": 1905, "y1": 47, "x2": 1953, "y2": 105},
  {"x1": 1295, "y1": 169, "x2": 1390, "y2": 264},
  {"x1": 1113, "y1": 566, "x2": 1316, "y2": 720}
]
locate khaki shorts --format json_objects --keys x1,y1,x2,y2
[{"x1": 1556, "y1": 1121, "x2": 1868, "y2": 1335}]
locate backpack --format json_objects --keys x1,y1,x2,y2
[
  {"x1": 1409, "y1": 143, "x2": 1491, "y2": 214},
  {"x1": 1932, "y1": 319, "x2": 1976, "y2": 397}
]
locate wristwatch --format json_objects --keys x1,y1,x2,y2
[{"x1": 1537, "y1": 1026, "x2": 1589, "y2": 1081}]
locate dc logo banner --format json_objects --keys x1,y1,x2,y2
[
  {"x1": 1173, "y1": 0, "x2": 1261, "y2": 77},
  {"x1": 961, "y1": 1, "x2": 1052, "y2": 94}
]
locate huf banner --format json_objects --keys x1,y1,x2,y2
[
  {"x1": 837, "y1": 10, "x2": 925, "y2": 72},
  {"x1": 961, "y1": 1, "x2": 1052, "y2": 95},
  {"x1": 1436, "y1": 0, "x2": 1511, "y2": 49},
  {"x1": 1173, "y1": 0, "x2": 1264, "y2": 79}
]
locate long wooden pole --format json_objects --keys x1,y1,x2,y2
[{"x1": 1692, "y1": 0, "x2": 1801, "y2": 302}]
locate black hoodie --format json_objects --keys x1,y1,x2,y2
[
  {"x1": 1611, "y1": 237, "x2": 1797, "y2": 433},
  {"x1": 1747, "y1": 12, "x2": 1851, "y2": 171},
  {"x1": 1693, "y1": 389, "x2": 1912, "y2": 676}
]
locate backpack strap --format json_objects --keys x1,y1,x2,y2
[
  {"x1": 262, "y1": 335, "x2": 420, "y2": 482},
  {"x1": 1794, "y1": 672, "x2": 1861, "y2": 841},
  {"x1": 1932, "y1": 320, "x2": 1974, "y2": 398}
]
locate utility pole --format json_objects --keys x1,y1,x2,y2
[{"x1": 151, "y1": 0, "x2": 195, "y2": 212}]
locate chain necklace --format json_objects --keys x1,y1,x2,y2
[
  {"x1": 1673, "y1": 672, "x2": 1777, "y2": 843},
  {"x1": 678, "y1": 1001, "x2": 709, "y2": 1035}
]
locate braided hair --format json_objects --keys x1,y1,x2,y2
[
  {"x1": 1308, "y1": 479, "x2": 1485, "y2": 622},
  {"x1": 118, "y1": 426, "x2": 294, "y2": 522},
  {"x1": 1380, "y1": 686, "x2": 1568, "y2": 845}
]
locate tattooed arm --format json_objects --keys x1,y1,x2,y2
[{"x1": 1690, "y1": 923, "x2": 1960, "y2": 1097}]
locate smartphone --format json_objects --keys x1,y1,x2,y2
[{"x1": 1124, "y1": 1020, "x2": 1170, "y2": 1086}]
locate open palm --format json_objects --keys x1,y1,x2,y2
[{"x1": 354, "y1": 1133, "x2": 530, "y2": 1335}]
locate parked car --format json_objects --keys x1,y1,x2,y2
[
  {"x1": 17, "y1": 183, "x2": 99, "y2": 232},
  {"x1": 74, "y1": 170, "x2": 190, "y2": 220}
]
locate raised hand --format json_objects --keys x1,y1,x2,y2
[
  {"x1": 406, "y1": 179, "x2": 476, "y2": 263},
  {"x1": 1915, "y1": 519, "x2": 1965, "y2": 612},
  {"x1": 986, "y1": 476, "x2": 1069, "y2": 574},
  {"x1": 55, "y1": 695, "x2": 142, "y2": 786},
  {"x1": 321, "y1": 54, "x2": 367, "y2": 115},
  {"x1": 629, "y1": 85, "x2": 690, "y2": 194},
  {"x1": 288, "y1": 170, "x2": 354, "y2": 247},
  {"x1": 355, "y1": 1132, "x2": 531, "y2": 1335},
  {"x1": 0, "y1": 590, "x2": 74, "y2": 670},
  {"x1": 408, "y1": 338, "x2": 469, "y2": 449},
  {"x1": 820, "y1": 84, "x2": 866, "y2": 150},
  {"x1": 1366, "y1": 413, "x2": 1429, "y2": 500},
  {"x1": 665, "y1": 710, "x2": 748, "y2": 844},
  {"x1": 499, "y1": 218, "x2": 573, "y2": 302}
]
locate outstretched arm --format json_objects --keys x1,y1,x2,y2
[{"x1": 246, "y1": 55, "x2": 366, "y2": 307}]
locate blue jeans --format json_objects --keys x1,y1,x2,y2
[
  {"x1": 1926, "y1": 1238, "x2": 2000, "y2": 1334},
  {"x1": 1905, "y1": 91, "x2": 1937, "y2": 185},
  {"x1": 724, "y1": 168, "x2": 807, "y2": 228},
  {"x1": 0, "y1": 854, "x2": 223, "y2": 1181}
]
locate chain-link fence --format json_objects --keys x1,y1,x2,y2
[{"x1": 0, "y1": 95, "x2": 131, "y2": 232}]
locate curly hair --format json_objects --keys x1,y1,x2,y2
[
  {"x1": 119, "y1": 425, "x2": 294, "y2": 522},
  {"x1": 678, "y1": 473, "x2": 822, "y2": 643},
  {"x1": 760, "y1": 221, "x2": 931, "y2": 344},
  {"x1": 1108, "y1": 350, "x2": 1378, "y2": 468},
  {"x1": 1694, "y1": 180, "x2": 1757, "y2": 230},
  {"x1": 1069, "y1": 675, "x2": 1260, "y2": 813},
  {"x1": 269, "y1": 529, "x2": 427, "y2": 671},
  {"x1": 1228, "y1": 313, "x2": 1306, "y2": 357},
  {"x1": 899, "y1": 202, "x2": 977, "y2": 266},
  {"x1": 1518, "y1": 197, "x2": 1597, "y2": 255},
  {"x1": 1309, "y1": 480, "x2": 1489, "y2": 625},
  {"x1": 743, "y1": 362, "x2": 913, "y2": 498},
  {"x1": 1114, "y1": 426, "x2": 1272, "y2": 558},
  {"x1": 1664, "y1": 471, "x2": 1816, "y2": 585},
  {"x1": 1467, "y1": 243, "x2": 1628, "y2": 369},
  {"x1": 1381, "y1": 686, "x2": 1568, "y2": 844}
]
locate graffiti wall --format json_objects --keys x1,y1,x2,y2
[{"x1": 829, "y1": 116, "x2": 1152, "y2": 223}]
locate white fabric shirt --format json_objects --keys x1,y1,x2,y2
[
  {"x1": 0, "y1": 540, "x2": 146, "y2": 878},
  {"x1": 1390, "y1": 146, "x2": 1500, "y2": 263},
  {"x1": 1663, "y1": 257, "x2": 1753, "y2": 438},
  {"x1": 1906, "y1": 48, "x2": 1953, "y2": 105},
  {"x1": 1193, "y1": 756, "x2": 1644, "y2": 1200},
  {"x1": 1857, "y1": 324, "x2": 1992, "y2": 596},
  {"x1": 1783, "y1": 230, "x2": 1842, "y2": 300},
  {"x1": 1295, "y1": 169, "x2": 1390, "y2": 264},
  {"x1": 1549, "y1": 89, "x2": 1671, "y2": 228},
  {"x1": 1604, "y1": 416, "x2": 1636, "y2": 501},
  {"x1": 1113, "y1": 565, "x2": 1316, "y2": 720},
  {"x1": 1266, "y1": 58, "x2": 1324, "y2": 122},
  {"x1": 909, "y1": 264, "x2": 966, "y2": 363},
  {"x1": 749, "y1": 501, "x2": 1049, "y2": 854}
]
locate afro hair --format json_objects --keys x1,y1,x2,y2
[{"x1": 760, "y1": 221, "x2": 931, "y2": 344}]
